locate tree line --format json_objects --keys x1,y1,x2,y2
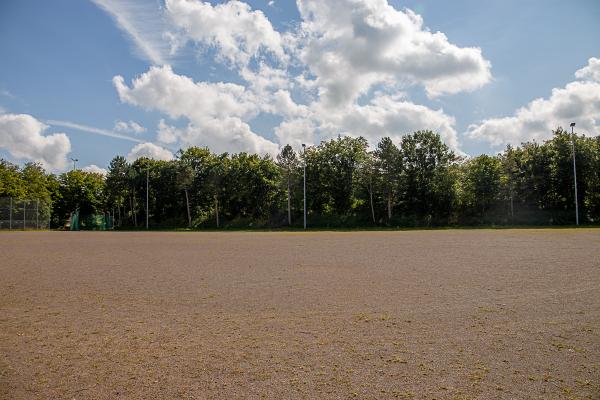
[{"x1": 1, "y1": 128, "x2": 599, "y2": 228}]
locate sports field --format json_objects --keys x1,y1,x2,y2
[{"x1": 1, "y1": 230, "x2": 599, "y2": 399}]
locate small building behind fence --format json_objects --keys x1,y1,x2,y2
[{"x1": 0, "y1": 197, "x2": 51, "y2": 230}]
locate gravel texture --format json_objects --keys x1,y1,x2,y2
[{"x1": 1, "y1": 229, "x2": 599, "y2": 399}]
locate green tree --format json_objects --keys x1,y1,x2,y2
[
  {"x1": 357, "y1": 151, "x2": 377, "y2": 223},
  {"x1": 582, "y1": 136, "x2": 600, "y2": 221},
  {"x1": 374, "y1": 137, "x2": 402, "y2": 221},
  {"x1": 0, "y1": 159, "x2": 26, "y2": 198},
  {"x1": 223, "y1": 152, "x2": 282, "y2": 224},
  {"x1": 176, "y1": 159, "x2": 195, "y2": 228},
  {"x1": 53, "y1": 170, "x2": 106, "y2": 225},
  {"x1": 306, "y1": 136, "x2": 369, "y2": 218},
  {"x1": 461, "y1": 155, "x2": 503, "y2": 222},
  {"x1": 21, "y1": 162, "x2": 53, "y2": 225},
  {"x1": 105, "y1": 156, "x2": 130, "y2": 226},
  {"x1": 400, "y1": 131, "x2": 458, "y2": 225},
  {"x1": 276, "y1": 145, "x2": 300, "y2": 225}
]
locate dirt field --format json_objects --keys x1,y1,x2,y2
[{"x1": 0, "y1": 230, "x2": 599, "y2": 399}]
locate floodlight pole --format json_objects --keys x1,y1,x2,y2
[
  {"x1": 146, "y1": 167, "x2": 149, "y2": 230},
  {"x1": 302, "y1": 143, "x2": 307, "y2": 230},
  {"x1": 570, "y1": 122, "x2": 579, "y2": 226},
  {"x1": 70, "y1": 158, "x2": 78, "y2": 171}
]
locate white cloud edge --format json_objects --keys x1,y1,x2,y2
[
  {"x1": 467, "y1": 57, "x2": 600, "y2": 148},
  {"x1": 82, "y1": 164, "x2": 108, "y2": 175},
  {"x1": 0, "y1": 113, "x2": 72, "y2": 172}
]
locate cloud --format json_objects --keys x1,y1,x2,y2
[
  {"x1": 274, "y1": 118, "x2": 316, "y2": 149},
  {"x1": 82, "y1": 164, "x2": 108, "y2": 175},
  {"x1": 156, "y1": 119, "x2": 178, "y2": 144},
  {"x1": 47, "y1": 119, "x2": 144, "y2": 143},
  {"x1": 127, "y1": 142, "x2": 174, "y2": 161},
  {"x1": 108, "y1": 1, "x2": 493, "y2": 155},
  {"x1": 271, "y1": 93, "x2": 460, "y2": 152},
  {"x1": 319, "y1": 94, "x2": 460, "y2": 151},
  {"x1": 468, "y1": 57, "x2": 600, "y2": 148},
  {"x1": 114, "y1": 65, "x2": 279, "y2": 155},
  {"x1": 575, "y1": 57, "x2": 600, "y2": 82},
  {"x1": 114, "y1": 120, "x2": 146, "y2": 134},
  {"x1": 113, "y1": 66, "x2": 258, "y2": 119},
  {"x1": 165, "y1": 0, "x2": 285, "y2": 66},
  {"x1": 91, "y1": 0, "x2": 171, "y2": 65},
  {"x1": 295, "y1": 0, "x2": 491, "y2": 106},
  {"x1": 0, "y1": 113, "x2": 71, "y2": 171}
]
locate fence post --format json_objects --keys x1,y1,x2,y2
[
  {"x1": 9, "y1": 197, "x2": 12, "y2": 230},
  {"x1": 23, "y1": 200, "x2": 26, "y2": 230},
  {"x1": 36, "y1": 200, "x2": 39, "y2": 229}
]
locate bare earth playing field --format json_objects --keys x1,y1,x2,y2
[{"x1": 1, "y1": 230, "x2": 599, "y2": 399}]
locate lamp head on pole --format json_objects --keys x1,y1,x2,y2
[{"x1": 570, "y1": 122, "x2": 576, "y2": 128}]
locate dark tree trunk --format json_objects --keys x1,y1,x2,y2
[
  {"x1": 185, "y1": 189, "x2": 191, "y2": 228},
  {"x1": 287, "y1": 174, "x2": 291, "y2": 225},
  {"x1": 214, "y1": 195, "x2": 219, "y2": 228},
  {"x1": 369, "y1": 181, "x2": 375, "y2": 224},
  {"x1": 132, "y1": 189, "x2": 138, "y2": 227}
]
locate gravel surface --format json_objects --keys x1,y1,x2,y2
[{"x1": 1, "y1": 230, "x2": 599, "y2": 399}]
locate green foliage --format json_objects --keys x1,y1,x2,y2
[
  {"x1": 2, "y1": 126, "x2": 599, "y2": 229},
  {"x1": 0, "y1": 159, "x2": 26, "y2": 198},
  {"x1": 52, "y1": 169, "x2": 106, "y2": 225},
  {"x1": 277, "y1": 145, "x2": 300, "y2": 225},
  {"x1": 461, "y1": 155, "x2": 503, "y2": 223},
  {"x1": 305, "y1": 136, "x2": 369, "y2": 216},
  {"x1": 399, "y1": 130, "x2": 458, "y2": 225}
]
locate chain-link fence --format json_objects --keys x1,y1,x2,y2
[{"x1": 0, "y1": 197, "x2": 51, "y2": 230}]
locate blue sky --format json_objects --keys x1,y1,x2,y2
[{"x1": 1, "y1": 0, "x2": 599, "y2": 173}]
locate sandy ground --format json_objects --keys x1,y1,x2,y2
[{"x1": 0, "y1": 230, "x2": 599, "y2": 399}]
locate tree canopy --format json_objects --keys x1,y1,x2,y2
[{"x1": 2, "y1": 127, "x2": 599, "y2": 228}]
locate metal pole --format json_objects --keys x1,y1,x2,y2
[
  {"x1": 23, "y1": 200, "x2": 26, "y2": 230},
  {"x1": 9, "y1": 197, "x2": 12, "y2": 230},
  {"x1": 36, "y1": 200, "x2": 39, "y2": 229},
  {"x1": 302, "y1": 144, "x2": 307, "y2": 230},
  {"x1": 146, "y1": 168, "x2": 149, "y2": 230},
  {"x1": 571, "y1": 123, "x2": 579, "y2": 226}
]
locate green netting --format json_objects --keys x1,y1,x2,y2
[
  {"x1": 70, "y1": 211, "x2": 79, "y2": 231},
  {"x1": 70, "y1": 211, "x2": 114, "y2": 231}
]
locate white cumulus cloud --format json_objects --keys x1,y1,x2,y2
[
  {"x1": 82, "y1": 164, "x2": 108, "y2": 175},
  {"x1": 165, "y1": 0, "x2": 286, "y2": 66},
  {"x1": 319, "y1": 95, "x2": 460, "y2": 151},
  {"x1": 127, "y1": 142, "x2": 174, "y2": 161},
  {"x1": 114, "y1": 65, "x2": 279, "y2": 155},
  {"x1": 106, "y1": 0, "x2": 494, "y2": 155},
  {"x1": 295, "y1": 0, "x2": 491, "y2": 106},
  {"x1": 114, "y1": 120, "x2": 146, "y2": 134},
  {"x1": 0, "y1": 113, "x2": 71, "y2": 172},
  {"x1": 468, "y1": 57, "x2": 600, "y2": 148},
  {"x1": 575, "y1": 57, "x2": 600, "y2": 82},
  {"x1": 274, "y1": 118, "x2": 316, "y2": 149}
]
